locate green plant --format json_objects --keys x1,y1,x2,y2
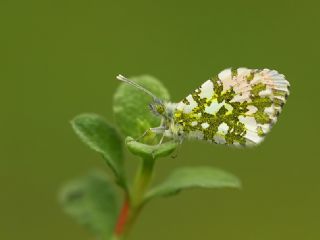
[{"x1": 59, "y1": 75, "x2": 241, "y2": 240}]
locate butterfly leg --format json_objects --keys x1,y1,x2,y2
[
  {"x1": 136, "y1": 117, "x2": 167, "y2": 142},
  {"x1": 150, "y1": 126, "x2": 166, "y2": 134},
  {"x1": 150, "y1": 126, "x2": 168, "y2": 145},
  {"x1": 135, "y1": 126, "x2": 166, "y2": 142},
  {"x1": 171, "y1": 139, "x2": 183, "y2": 158},
  {"x1": 135, "y1": 128, "x2": 151, "y2": 141},
  {"x1": 158, "y1": 133, "x2": 165, "y2": 145}
]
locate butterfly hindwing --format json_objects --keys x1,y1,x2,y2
[{"x1": 173, "y1": 68, "x2": 290, "y2": 146}]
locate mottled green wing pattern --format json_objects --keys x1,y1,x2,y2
[{"x1": 173, "y1": 68, "x2": 290, "y2": 146}]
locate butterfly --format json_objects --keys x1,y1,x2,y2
[{"x1": 117, "y1": 68, "x2": 290, "y2": 146}]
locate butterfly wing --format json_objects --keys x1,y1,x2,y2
[{"x1": 173, "y1": 68, "x2": 290, "y2": 146}]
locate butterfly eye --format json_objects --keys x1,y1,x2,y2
[{"x1": 156, "y1": 105, "x2": 165, "y2": 114}]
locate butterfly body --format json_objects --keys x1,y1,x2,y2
[{"x1": 117, "y1": 67, "x2": 290, "y2": 146}]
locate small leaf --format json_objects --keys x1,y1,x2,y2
[
  {"x1": 125, "y1": 137, "x2": 178, "y2": 160},
  {"x1": 113, "y1": 75, "x2": 170, "y2": 139},
  {"x1": 71, "y1": 113, "x2": 124, "y2": 179},
  {"x1": 59, "y1": 171, "x2": 119, "y2": 239},
  {"x1": 146, "y1": 167, "x2": 241, "y2": 200}
]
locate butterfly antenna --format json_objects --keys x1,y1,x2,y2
[{"x1": 116, "y1": 74, "x2": 160, "y2": 101}]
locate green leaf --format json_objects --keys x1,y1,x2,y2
[
  {"x1": 71, "y1": 113, "x2": 124, "y2": 179},
  {"x1": 125, "y1": 137, "x2": 177, "y2": 160},
  {"x1": 146, "y1": 167, "x2": 241, "y2": 200},
  {"x1": 59, "y1": 171, "x2": 119, "y2": 240},
  {"x1": 113, "y1": 75, "x2": 170, "y2": 139}
]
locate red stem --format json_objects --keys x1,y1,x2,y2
[{"x1": 115, "y1": 198, "x2": 130, "y2": 236}]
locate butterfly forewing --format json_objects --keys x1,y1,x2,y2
[{"x1": 173, "y1": 68, "x2": 290, "y2": 146}]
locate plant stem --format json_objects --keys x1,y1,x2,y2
[
  {"x1": 114, "y1": 156, "x2": 155, "y2": 240},
  {"x1": 132, "y1": 157, "x2": 155, "y2": 206},
  {"x1": 114, "y1": 197, "x2": 130, "y2": 236}
]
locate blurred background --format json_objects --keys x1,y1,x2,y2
[{"x1": 1, "y1": 0, "x2": 320, "y2": 239}]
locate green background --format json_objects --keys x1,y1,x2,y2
[{"x1": 1, "y1": 0, "x2": 320, "y2": 239}]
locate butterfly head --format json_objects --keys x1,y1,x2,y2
[
  {"x1": 149, "y1": 99, "x2": 174, "y2": 121},
  {"x1": 148, "y1": 98, "x2": 167, "y2": 116}
]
